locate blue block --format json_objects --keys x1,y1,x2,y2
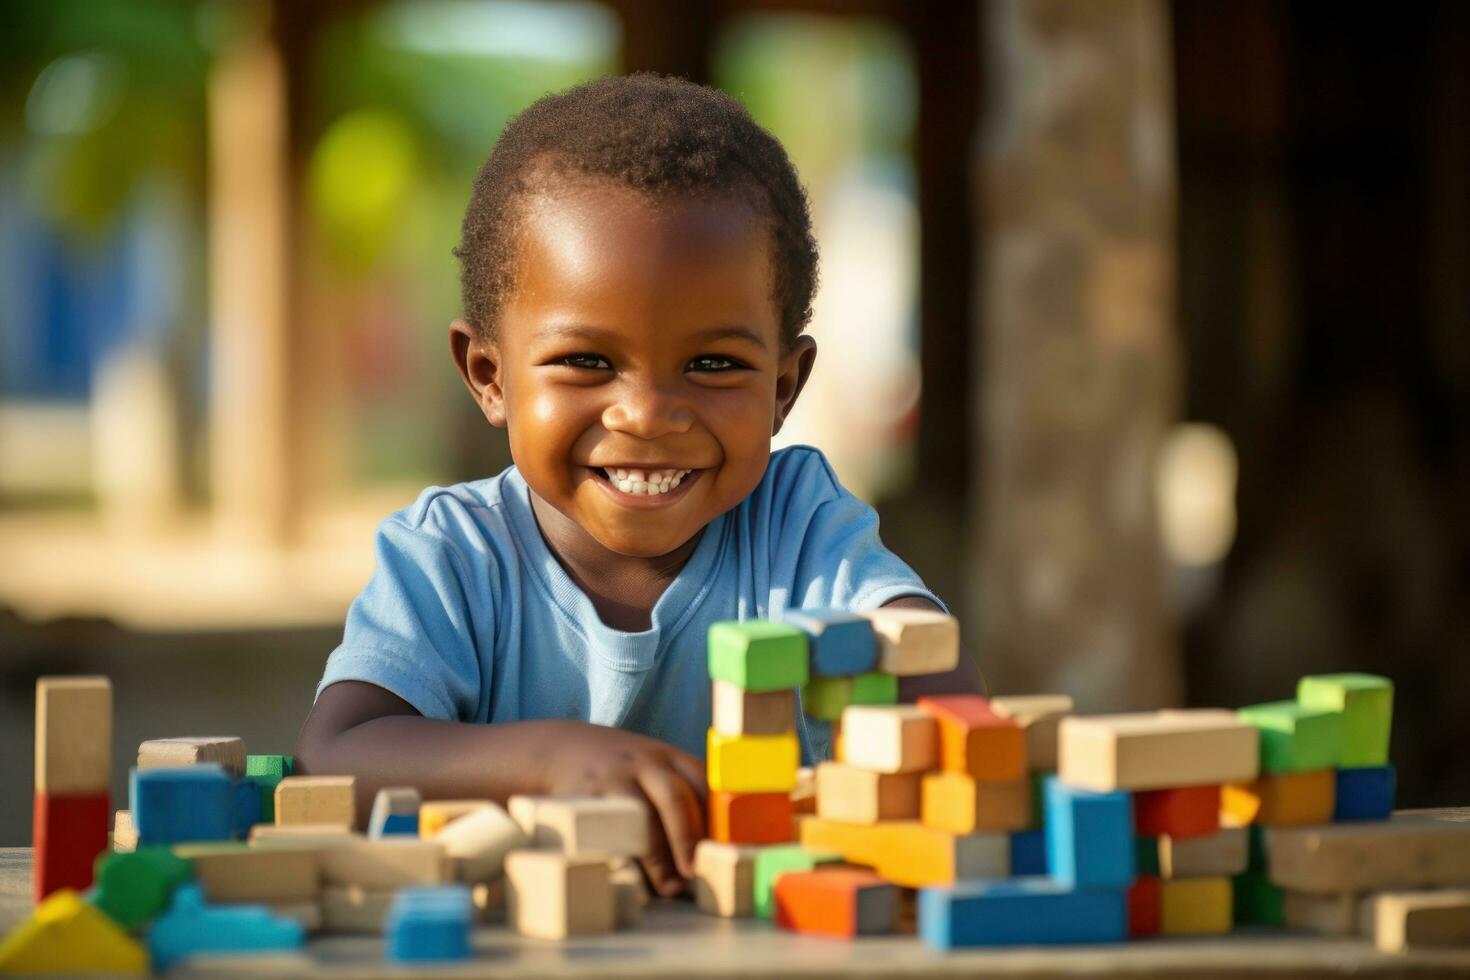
[
  {"x1": 131, "y1": 765, "x2": 234, "y2": 846},
  {"x1": 231, "y1": 779, "x2": 262, "y2": 838},
  {"x1": 148, "y1": 883, "x2": 304, "y2": 970},
  {"x1": 1334, "y1": 765, "x2": 1396, "y2": 821},
  {"x1": 1010, "y1": 830, "x2": 1048, "y2": 876},
  {"x1": 387, "y1": 885, "x2": 473, "y2": 963},
  {"x1": 782, "y1": 609, "x2": 876, "y2": 677},
  {"x1": 381, "y1": 813, "x2": 419, "y2": 836},
  {"x1": 1043, "y1": 776, "x2": 1134, "y2": 889},
  {"x1": 918, "y1": 877, "x2": 1127, "y2": 949}
]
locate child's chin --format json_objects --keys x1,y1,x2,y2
[{"x1": 595, "y1": 527, "x2": 697, "y2": 560}]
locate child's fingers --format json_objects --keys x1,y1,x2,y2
[
  {"x1": 665, "y1": 750, "x2": 709, "y2": 803},
  {"x1": 632, "y1": 786, "x2": 683, "y2": 897},
  {"x1": 637, "y1": 765, "x2": 702, "y2": 881}
]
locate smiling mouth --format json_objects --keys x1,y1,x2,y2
[{"x1": 592, "y1": 466, "x2": 693, "y2": 497}]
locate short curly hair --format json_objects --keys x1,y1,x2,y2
[{"x1": 453, "y1": 73, "x2": 819, "y2": 349}]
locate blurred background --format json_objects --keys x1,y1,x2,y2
[{"x1": 1, "y1": 0, "x2": 1466, "y2": 843}]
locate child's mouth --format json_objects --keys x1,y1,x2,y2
[{"x1": 589, "y1": 466, "x2": 701, "y2": 506}]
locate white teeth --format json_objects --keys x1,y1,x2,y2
[{"x1": 601, "y1": 467, "x2": 693, "y2": 497}]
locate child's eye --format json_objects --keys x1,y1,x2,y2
[
  {"x1": 555, "y1": 353, "x2": 611, "y2": 370},
  {"x1": 688, "y1": 355, "x2": 745, "y2": 372}
]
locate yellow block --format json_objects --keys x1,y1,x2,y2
[
  {"x1": 1222, "y1": 770, "x2": 1334, "y2": 826},
  {"x1": 799, "y1": 817, "x2": 1008, "y2": 888},
  {"x1": 0, "y1": 889, "x2": 148, "y2": 975},
  {"x1": 706, "y1": 728, "x2": 798, "y2": 793},
  {"x1": 419, "y1": 800, "x2": 491, "y2": 838},
  {"x1": 921, "y1": 771, "x2": 1030, "y2": 834},
  {"x1": 1160, "y1": 877, "x2": 1233, "y2": 935}
]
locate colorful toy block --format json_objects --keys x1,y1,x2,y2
[
  {"x1": 1058, "y1": 710, "x2": 1259, "y2": 792},
  {"x1": 1010, "y1": 829, "x2": 1047, "y2": 875},
  {"x1": 711, "y1": 681, "x2": 796, "y2": 736},
  {"x1": 436, "y1": 803, "x2": 529, "y2": 880},
  {"x1": 918, "y1": 878, "x2": 1128, "y2": 949},
  {"x1": 369, "y1": 786, "x2": 422, "y2": 837},
  {"x1": 1222, "y1": 769, "x2": 1334, "y2": 826},
  {"x1": 1135, "y1": 836, "x2": 1161, "y2": 876},
  {"x1": 782, "y1": 609, "x2": 877, "y2": 677},
  {"x1": 916, "y1": 695, "x2": 1025, "y2": 780},
  {"x1": 1044, "y1": 777, "x2": 1134, "y2": 889},
  {"x1": 1297, "y1": 673, "x2": 1393, "y2": 767},
  {"x1": 791, "y1": 766, "x2": 817, "y2": 814},
  {"x1": 147, "y1": 883, "x2": 305, "y2": 971},
  {"x1": 131, "y1": 764, "x2": 233, "y2": 846},
  {"x1": 774, "y1": 867, "x2": 898, "y2": 937},
  {"x1": 1133, "y1": 784, "x2": 1220, "y2": 839},
  {"x1": 274, "y1": 775, "x2": 355, "y2": 827},
  {"x1": 798, "y1": 818, "x2": 1009, "y2": 888},
  {"x1": 174, "y1": 842, "x2": 322, "y2": 902},
  {"x1": 321, "y1": 884, "x2": 396, "y2": 934},
  {"x1": 814, "y1": 763, "x2": 920, "y2": 824},
  {"x1": 33, "y1": 792, "x2": 109, "y2": 901},
  {"x1": 232, "y1": 778, "x2": 262, "y2": 837},
  {"x1": 525, "y1": 795, "x2": 650, "y2": 857},
  {"x1": 988, "y1": 694, "x2": 1074, "y2": 771},
  {"x1": 861, "y1": 607, "x2": 960, "y2": 675},
  {"x1": 710, "y1": 790, "x2": 793, "y2": 844},
  {"x1": 1369, "y1": 890, "x2": 1470, "y2": 953},
  {"x1": 707, "y1": 729, "x2": 799, "y2": 792},
  {"x1": 244, "y1": 754, "x2": 292, "y2": 823},
  {"x1": 0, "y1": 889, "x2": 147, "y2": 976},
  {"x1": 1157, "y1": 826, "x2": 1249, "y2": 879},
  {"x1": 385, "y1": 885, "x2": 473, "y2": 963},
  {"x1": 1334, "y1": 765, "x2": 1396, "y2": 821},
  {"x1": 504, "y1": 849, "x2": 614, "y2": 939},
  {"x1": 1128, "y1": 875, "x2": 1162, "y2": 937},
  {"x1": 694, "y1": 840, "x2": 760, "y2": 917},
  {"x1": 1026, "y1": 772, "x2": 1046, "y2": 830},
  {"x1": 850, "y1": 671, "x2": 899, "y2": 706},
  {"x1": 921, "y1": 772, "x2": 1030, "y2": 834},
  {"x1": 707, "y1": 620, "x2": 809, "y2": 692},
  {"x1": 137, "y1": 737, "x2": 246, "y2": 778},
  {"x1": 840, "y1": 705, "x2": 939, "y2": 774},
  {"x1": 752, "y1": 844, "x2": 843, "y2": 918},
  {"x1": 91, "y1": 846, "x2": 194, "y2": 929},
  {"x1": 34, "y1": 676, "x2": 112, "y2": 901},
  {"x1": 420, "y1": 799, "x2": 491, "y2": 837},
  {"x1": 1267, "y1": 815, "x2": 1470, "y2": 893},
  {"x1": 1283, "y1": 890, "x2": 1359, "y2": 935},
  {"x1": 1237, "y1": 701, "x2": 1343, "y2": 773},
  {"x1": 1160, "y1": 877, "x2": 1232, "y2": 935},
  {"x1": 802, "y1": 676, "x2": 852, "y2": 721},
  {"x1": 1233, "y1": 869, "x2": 1283, "y2": 925},
  {"x1": 112, "y1": 809, "x2": 137, "y2": 852}
]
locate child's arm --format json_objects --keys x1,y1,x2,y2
[
  {"x1": 295, "y1": 680, "x2": 706, "y2": 897},
  {"x1": 881, "y1": 595, "x2": 985, "y2": 700}
]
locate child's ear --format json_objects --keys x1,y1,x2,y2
[
  {"x1": 449, "y1": 318, "x2": 507, "y2": 428},
  {"x1": 773, "y1": 334, "x2": 818, "y2": 436}
]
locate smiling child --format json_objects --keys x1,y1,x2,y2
[{"x1": 296, "y1": 74, "x2": 977, "y2": 897}]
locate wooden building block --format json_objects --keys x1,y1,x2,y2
[
  {"x1": 504, "y1": 850, "x2": 614, "y2": 939},
  {"x1": 799, "y1": 818, "x2": 1009, "y2": 888},
  {"x1": 35, "y1": 676, "x2": 112, "y2": 795},
  {"x1": 710, "y1": 791, "x2": 793, "y2": 844},
  {"x1": 1334, "y1": 765, "x2": 1396, "y2": 821},
  {"x1": 707, "y1": 620, "x2": 809, "y2": 692},
  {"x1": 712, "y1": 680, "x2": 795, "y2": 736},
  {"x1": 840, "y1": 706, "x2": 939, "y2": 774},
  {"x1": 421, "y1": 799, "x2": 491, "y2": 838},
  {"x1": 707, "y1": 729, "x2": 799, "y2": 793},
  {"x1": 263, "y1": 900, "x2": 322, "y2": 935},
  {"x1": 1369, "y1": 890, "x2": 1470, "y2": 953},
  {"x1": 112, "y1": 810, "x2": 137, "y2": 852},
  {"x1": 91, "y1": 847, "x2": 194, "y2": 931},
  {"x1": 693, "y1": 840, "x2": 759, "y2": 918},
  {"x1": 175, "y1": 842, "x2": 321, "y2": 902},
  {"x1": 921, "y1": 772, "x2": 1030, "y2": 834},
  {"x1": 1136, "y1": 835, "x2": 1161, "y2": 876},
  {"x1": 137, "y1": 737, "x2": 246, "y2": 778},
  {"x1": 850, "y1": 671, "x2": 898, "y2": 706},
  {"x1": 1283, "y1": 889, "x2": 1359, "y2": 935},
  {"x1": 1268, "y1": 815, "x2": 1470, "y2": 893},
  {"x1": 916, "y1": 696, "x2": 1025, "y2": 779},
  {"x1": 1134, "y1": 784, "x2": 1220, "y2": 839},
  {"x1": 1043, "y1": 776, "x2": 1135, "y2": 889},
  {"x1": 274, "y1": 775, "x2": 355, "y2": 828},
  {"x1": 529, "y1": 795, "x2": 650, "y2": 858},
  {"x1": 1234, "y1": 869, "x2": 1284, "y2": 925},
  {"x1": 33, "y1": 793, "x2": 108, "y2": 902},
  {"x1": 607, "y1": 858, "x2": 647, "y2": 929},
  {"x1": 320, "y1": 836, "x2": 450, "y2": 889},
  {"x1": 385, "y1": 885, "x2": 473, "y2": 963},
  {"x1": 369, "y1": 786, "x2": 422, "y2": 838},
  {"x1": 507, "y1": 795, "x2": 546, "y2": 837},
  {"x1": 802, "y1": 676, "x2": 852, "y2": 722},
  {"x1": 232, "y1": 777, "x2": 262, "y2": 837},
  {"x1": 774, "y1": 868, "x2": 898, "y2": 937},
  {"x1": 146, "y1": 883, "x2": 305, "y2": 970},
  {"x1": 815, "y1": 763, "x2": 920, "y2": 824},
  {"x1": 1128, "y1": 875, "x2": 1162, "y2": 937},
  {"x1": 244, "y1": 754, "x2": 292, "y2": 823},
  {"x1": 0, "y1": 888, "x2": 147, "y2": 976},
  {"x1": 322, "y1": 884, "x2": 395, "y2": 934},
  {"x1": 1158, "y1": 826, "x2": 1249, "y2": 879},
  {"x1": 436, "y1": 803, "x2": 528, "y2": 881},
  {"x1": 861, "y1": 607, "x2": 959, "y2": 675},
  {"x1": 1297, "y1": 673, "x2": 1393, "y2": 767},
  {"x1": 1058, "y1": 710, "x2": 1259, "y2": 792},
  {"x1": 791, "y1": 767, "x2": 817, "y2": 814},
  {"x1": 1160, "y1": 877, "x2": 1232, "y2": 935},
  {"x1": 474, "y1": 877, "x2": 507, "y2": 922},
  {"x1": 1222, "y1": 769, "x2": 1334, "y2": 826},
  {"x1": 1237, "y1": 701, "x2": 1342, "y2": 773},
  {"x1": 249, "y1": 823, "x2": 356, "y2": 847},
  {"x1": 989, "y1": 694, "x2": 1073, "y2": 772},
  {"x1": 782, "y1": 609, "x2": 877, "y2": 677},
  {"x1": 131, "y1": 764, "x2": 234, "y2": 846},
  {"x1": 917, "y1": 878, "x2": 1127, "y2": 949},
  {"x1": 1010, "y1": 829, "x2": 1048, "y2": 876},
  {"x1": 752, "y1": 844, "x2": 843, "y2": 918}
]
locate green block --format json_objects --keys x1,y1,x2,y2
[
  {"x1": 752, "y1": 845, "x2": 840, "y2": 919},
  {"x1": 1247, "y1": 825, "x2": 1269, "y2": 871},
  {"x1": 246, "y1": 754, "x2": 293, "y2": 823},
  {"x1": 1233, "y1": 869, "x2": 1283, "y2": 926},
  {"x1": 1237, "y1": 701, "x2": 1343, "y2": 773},
  {"x1": 803, "y1": 676, "x2": 852, "y2": 721},
  {"x1": 1297, "y1": 674, "x2": 1393, "y2": 766},
  {"x1": 708, "y1": 621, "x2": 809, "y2": 692},
  {"x1": 1135, "y1": 835, "x2": 1160, "y2": 876},
  {"x1": 850, "y1": 671, "x2": 898, "y2": 706},
  {"x1": 91, "y1": 846, "x2": 195, "y2": 930},
  {"x1": 1027, "y1": 772, "x2": 1048, "y2": 831}
]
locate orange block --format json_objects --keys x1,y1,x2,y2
[
  {"x1": 710, "y1": 791, "x2": 793, "y2": 845},
  {"x1": 916, "y1": 695, "x2": 1025, "y2": 780},
  {"x1": 774, "y1": 868, "x2": 898, "y2": 937},
  {"x1": 799, "y1": 817, "x2": 1008, "y2": 888},
  {"x1": 1222, "y1": 770, "x2": 1335, "y2": 826},
  {"x1": 921, "y1": 772, "x2": 1030, "y2": 834},
  {"x1": 1135, "y1": 785, "x2": 1221, "y2": 839}
]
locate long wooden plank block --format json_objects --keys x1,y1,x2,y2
[
  {"x1": 1268, "y1": 815, "x2": 1470, "y2": 894},
  {"x1": 1058, "y1": 710, "x2": 1258, "y2": 792}
]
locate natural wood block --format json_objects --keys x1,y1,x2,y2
[
  {"x1": 249, "y1": 824, "x2": 357, "y2": 847},
  {"x1": 420, "y1": 800, "x2": 491, "y2": 838},
  {"x1": 799, "y1": 817, "x2": 1009, "y2": 888},
  {"x1": 921, "y1": 772, "x2": 1030, "y2": 834},
  {"x1": 274, "y1": 776, "x2": 355, "y2": 827},
  {"x1": 435, "y1": 803, "x2": 528, "y2": 881},
  {"x1": 1222, "y1": 770, "x2": 1334, "y2": 826},
  {"x1": 263, "y1": 900, "x2": 322, "y2": 935},
  {"x1": 816, "y1": 763, "x2": 920, "y2": 824},
  {"x1": 35, "y1": 676, "x2": 112, "y2": 795},
  {"x1": 368, "y1": 787, "x2": 422, "y2": 838},
  {"x1": 916, "y1": 696, "x2": 1025, "y2": 779},
  {"x1": 1237, "y1": 701, "x2": 1343, "y2": 774},
  {"x1": 694, "y1": 840, "x2": 759, "y2": 918},
  {"x1": 137, "y1": 737, "x2": 246, "y2": 779},
  {"x1": 609, "y1": 858, "x2": 648, "y2": 929},
  {"x1": 1267, "y1": 815, "x2": 1470, "y2": 894},
  {"x1": 529, "y1": 796, "x2": 650, "y2": 858},
  {"x1": 710, "y1": 791, "x2": 793, "y2": 844},
  {"x1": 504, "y1": 849, "x2": 614, "y2": 939},
  {"x1": 707, "y1": 620, "x2": 809, "y2": 692},
  {"x1": 774, "y1": 868, "x2": 898, "y2": 937},
  {"x1": 840, "y1": 706, "x2": 939, "y2": 774},
  {"x1": 989, "y1": 694, "x2": 1073, "y2": 771},
  {"x1": 1057, "y1": 709, "x2": 1259, "y2": 792},
  {"x1": 1160, "y1": 877, "x2": 1233, "y2": 935},
  {"x1": 1369, "y1": 890, "x2": 1470, "y2": 953},
  {"x1": 319, "y1": 836, "x2": 450, "y2": 889},
  {"x1": 707, "y1": 729, "x2": 799, "y2": 793},
  {"x1": 473, "y1": 878, "x2": 506, "y2": 923},
  {"x1": 1157, "y1": 826, "x2": 1249, "y2": 879},
  {"x1": 322, "y1": 885, "x2": 395, "y2": 934},
  {"x1": 1283, "y1": 890, "x2": 1359, "y2": 936},
  {"x1": 174, "y1": 843, "x2": 321, "y2": 902},
  {"x1": 861, "y1": 608, "x2": 959, "y2": 675},
  {"x1": 712, "y1": 681, "x2": 795, "y2": 736},
  {"x1": 1297, "y1": 673, "x2": 1393, "y2": 767},
  {"x1": 112, "y1": 810, "x2": 137, "y2": 853},
  {"x1": 1134, "y1": 784, "x2": 1221, "y2": 838},
  {"x1": 506, "y1": 796, "x2": 545, "y2": 837}
]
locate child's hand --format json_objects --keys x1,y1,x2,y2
[{"x1": 537, "y1": 721, "x2": 707, "y2": 898}]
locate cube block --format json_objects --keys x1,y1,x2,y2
[
  {"x1": 782, "y1": 609, "x2": 877, "y2": 677},
  {"x1": 989, "y1": 695, "x2": 1074, "y2": 771},
  {"x1": 33, "y1": 792, "x2": 109, "y2": 901},
  {"x1": 710, "y1": 791, "x2": 793, "y2": 845},
  {"x1": 840, "y1": 705, "x2": 939, "y2": 774},
  {"x1": 773, "y1": 868, "x2": 897, "y2": 937},
  {"x1": 1297, "y1": 673, "x2": 1392, "y2": 767},
  {"x1": 851, "y1": 671, "x2": 899, "y2": 706},
  {"x1": 505, "y1": 850, "x2": 614, "y2": 939},
  {"x1": 1237, "y1": 701, "x2": 1343, "y2": 773},
  {"x1": 526, "y1": 796, "x2": 648, "y2": 859},
  {"x1": 1160, "y1": 877, "x2": 1232, "y2": 935},
  {"x1": 693, "y1": 840, "x2": 759, "y2": 918},
  {"x1": 707, "y1": 729, "x2": 799, "y2": 793},
  {"x1": 917, "y1": 696, "x2": 1025, "y2": 780},
  {"x1": 1222, "y1": 769, "x2": 1334, "y2": 826},
  {"x1": 369, "y1": 787, "x2": 423, "y2": 838},
  {"x1": 386, "y1": 885, "x2": 473, "y2": 963},
  {"x1": 814, "y1": 763, "x2": 920, "y2": 824},
  {"x1": 802, "y1": 676, "x2": 852, "y2": 722},
  {"x1": 861, "y1": 608, "x2": 960, "y2": 676},
  {"x1": 1333, "y1": 765, "x2": 1396, "y2": 822},
  {"x1": 752, "y1": 844, "x2": 842, "y2": 919},
  {"x1": 274, "y1": 775, "x2": 356, "y2": 828},
  {"x1": 707, "y1": 621, "x2": 808, "y2": 692},
  {"x1": 712, "y1": 681, "x2": 795, "y2": 737},
  {"x1": 1133, "y1": 784, "x2": 1220, "y2": 839},
  {"x1": 132, "y1": 765, "x2": 233, "y2": 846},
  {"x1": 921, "y1": 772, "x2": 1030, "y2": 834},
  {"x1": 1128, "y1": 875, "x2": 1162, "y2": 937}
]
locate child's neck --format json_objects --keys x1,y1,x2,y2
[{"x1": 528, "y1": 491, "x2": 702, "y2": 633}]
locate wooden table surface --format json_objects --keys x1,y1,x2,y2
[{"x1": 5, "y1": 847, "x2": 1470, "y2": 978}]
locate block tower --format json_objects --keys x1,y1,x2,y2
[{"x1": 34, "y1": 676, "x2": 113, "y2": 900}]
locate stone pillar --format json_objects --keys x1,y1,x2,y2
[{"x1": 972, "y1": 0, "x2": 1182, "y2": 710}]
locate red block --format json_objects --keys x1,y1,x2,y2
[
  {"x1": 33, "y1": 792, "x2": 109, "y2": 902},
  {"x1": 1134, "y1": 785, "x2": 1220, "y2": 839},
  {"x1": 1128, "y1": 875, "x2": 1162, "y2": 938},
  {"x1": 774, "y1": 868, "x2": 898, "y2": 937},
  {"x1": 710, "y1": 791, "x2": 793, "y2": 844}
]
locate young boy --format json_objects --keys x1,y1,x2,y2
[{"x1": 295, "y1": 74, "x2": 977, "y2": 898}]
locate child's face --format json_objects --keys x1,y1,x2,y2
[{"x1": 453, "y1": 180, "x2": 816, "y2": 559}]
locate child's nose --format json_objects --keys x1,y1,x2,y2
[{"x1": 601, "y1": 379, "x2": 694, "y2": 438}]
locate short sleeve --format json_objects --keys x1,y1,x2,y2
[{"x1": 315, "y1": 509, "x2": 490, "y2": 721}]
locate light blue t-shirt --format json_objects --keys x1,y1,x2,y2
[{"x1": 316, "y1": 445, "x2": 944, "y2": 763}]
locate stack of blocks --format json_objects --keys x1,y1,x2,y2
[{"x1": 33, "y1": 677, "x2": 113, "y2": 902}]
